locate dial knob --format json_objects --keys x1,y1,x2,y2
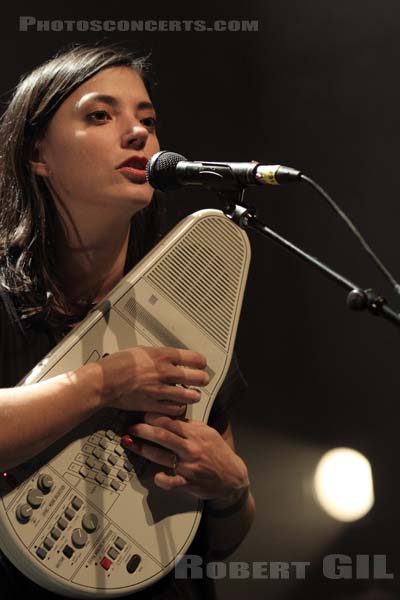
[
  {"x1": 37, "y1": 473, "x2": 54, "y2": 494},
  {"x1": 16, "y1": 503, "x2": 33, "y2": 523},
  {"x1": 27, "y1": 488, "x2": 44, "y2": 508},
  {"x1": 82, "y1": 513, "x2": 98, "y2": 533},
  {"x1": 71, "y1": 528, "x2": 88, "y2": 549}
]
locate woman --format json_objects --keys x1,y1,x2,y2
[{"x1": 0, "y1": 44, "x2": 255, "y2": 598}]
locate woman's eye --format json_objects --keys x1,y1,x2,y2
[
  {"x1": 86, "y1": 110, "x2": 111, "y2": 123},
  {"x1": 141, "y1": 117, "x2": 157, "y2": 130}
]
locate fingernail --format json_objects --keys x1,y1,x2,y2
[
  {"x1": 121, "y1": 435, "x2": 134, "y2": 447},
  {"x1": 192, "y1": 388, "x2": 201, "y2": 402}
]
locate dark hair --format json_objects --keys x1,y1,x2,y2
[{"x1": 0, "y1": 43, "x2": 164, "y2": 336}]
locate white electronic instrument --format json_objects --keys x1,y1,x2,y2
[{"x1": 0, "y1": 209, "x2": 250, "y2": 597}]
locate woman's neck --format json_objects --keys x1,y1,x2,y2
[{"x1": 55, "y1": 222, "x2": 131, "y2": 306}]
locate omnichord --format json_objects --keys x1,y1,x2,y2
[{"x1": 0, "y1": 209, "x2": 251, "y2": 598}]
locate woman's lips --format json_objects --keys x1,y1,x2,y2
[{"x1": 117, "y1": 166, "x2": 148, "y2": 184}]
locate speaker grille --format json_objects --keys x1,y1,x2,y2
[
  {"x1": 123, "y1": 297, "x2": 216, "y2": 381},
  {"x1": 146, "y1": 216, "x2": 247, "y2": 349}
]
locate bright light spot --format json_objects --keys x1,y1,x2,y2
[{"x1": 313, "y1": 447, "x2": 374, "y2": 522}]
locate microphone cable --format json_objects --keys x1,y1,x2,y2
[{"x1": 300, "y1": 174, "x2": 400, "y2": 296}]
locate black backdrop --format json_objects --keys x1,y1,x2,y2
[{"x1": 3, "y1": 1, "x2": 400, "y2": 598}]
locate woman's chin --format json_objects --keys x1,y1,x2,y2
[
  {"x1": 107, "y1": 187, "x2": 154, "y2": 210},
  {"x1": 126, "y1": 190, "x2": 155, "y2": 213}
]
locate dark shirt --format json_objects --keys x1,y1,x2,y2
[{"x1": 0, "y1": 290, "x2": 247, "y2": 599}]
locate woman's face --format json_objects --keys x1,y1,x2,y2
[{"x1": 33, "y1": 66, "x2": 160, "y2": 216}]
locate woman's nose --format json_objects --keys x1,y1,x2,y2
[{"x1": 121, "y1": 125, "x2": 148, "y2": 150}]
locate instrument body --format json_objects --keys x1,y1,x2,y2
[{"x1": 0, "y1": 209, "x2": 250, "y2": 597}]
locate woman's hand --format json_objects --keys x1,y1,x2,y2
[
  {"x1": 121, "y1": 413, "x2": 249, "y2": 504},
  {"x1": 97, "y1": 346, "x2": 209, "y2": 416}
]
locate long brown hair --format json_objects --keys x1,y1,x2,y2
[{"x1": 0, "y1": 43, "x2": 164, "y2": 335}]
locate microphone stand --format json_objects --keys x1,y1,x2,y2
[{"x1": 218, "y1": 191, "x2": 400, "y2": 329}]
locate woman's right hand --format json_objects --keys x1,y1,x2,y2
[{"x1": 96, "y1": 346, "x2": 209, "y2": 415}]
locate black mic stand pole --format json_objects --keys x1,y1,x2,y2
[{"x1": 217, "y1": 191, "x2": 400, "y2": 329}]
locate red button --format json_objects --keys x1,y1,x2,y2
[{"x1": 100, "y1": 557, "x2": 112, "y2": 571}]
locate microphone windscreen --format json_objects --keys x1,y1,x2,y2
[{"x1": 146, "y1": 150, "x2": 187, "y2": 191}]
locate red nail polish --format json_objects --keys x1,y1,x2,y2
[{"x1": 121, "y1": 435, "x2": 134, "y2": 447}]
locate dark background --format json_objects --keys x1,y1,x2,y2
[{"x1": 2, "y1": 1, "x2": 400, "y2": 598}]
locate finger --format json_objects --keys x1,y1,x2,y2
[
  {"x1": 156, "y1": 402, "x2": 187, "y2": 417},
  {"x1": 145, "y1": 384, "x2": 201, "y2": 404},
  {"x1": 154, "y1": 471, "x2": 189, "y2": 490},
  {"x1": 128, "y1": 422, "x2": 188, "y2": 456},
  {"x1": 165, "y1": 348, "x2": 207, "y2": 370},
  {"x1": 121, "y1": 435, "x2": 177, "y2": 469},
  {"x1": 140, "y1": 413, "x2": 189, "y2": 437},
  {"x1": 145, "y1": 402, "x2": 187, "y2": 417},
  {"x1": 165, "y1": 366, "x2": 209, "y2": 387}
]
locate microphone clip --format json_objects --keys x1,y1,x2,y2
[{"x1": 216, "y1": 188, "x2": 257, "y2": 221}]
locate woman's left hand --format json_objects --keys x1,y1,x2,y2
[{"x1": 122, "y1": 413, "x2": 249, "y2": 504}]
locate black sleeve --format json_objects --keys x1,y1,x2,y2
[
  {"x1": 0, "y1": 291, "x2": 21, "y2": 387},
  {"x1": 0, "y1": 291, "x2": 51, "y2": 388},
  {"x1": 208, "y1": 352, "x2": 247, "y2": 428}
]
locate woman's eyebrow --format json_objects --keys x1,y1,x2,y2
[{"x1": 74, "y1": 93, "x2": 155, "y2": 111}]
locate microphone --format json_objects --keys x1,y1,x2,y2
[{"x1": 146, "y1": 151, "x2": 302, "y2": 192}]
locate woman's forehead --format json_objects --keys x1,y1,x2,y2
[{"x1": 69, "y1": 66, "x2": 151, "y2": 107}]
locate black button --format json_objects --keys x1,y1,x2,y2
[
  {"x1": 126, "y1": 554, "x2": 141, "y2": 573},
  {"x1": 63, "y1": 545, "x2": 74, "y2": 559}
]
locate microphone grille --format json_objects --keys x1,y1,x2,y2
[{"x1": 146, "y1": 150, "x2": 187, "y2": 191}]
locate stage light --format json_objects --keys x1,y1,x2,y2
[{"x1": 313, "y1": 447, "x2": 374, "y2": 522}]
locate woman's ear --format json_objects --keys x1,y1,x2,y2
[{"x1": 29, "y1": 140, "x2": 51, "y2": 177}]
